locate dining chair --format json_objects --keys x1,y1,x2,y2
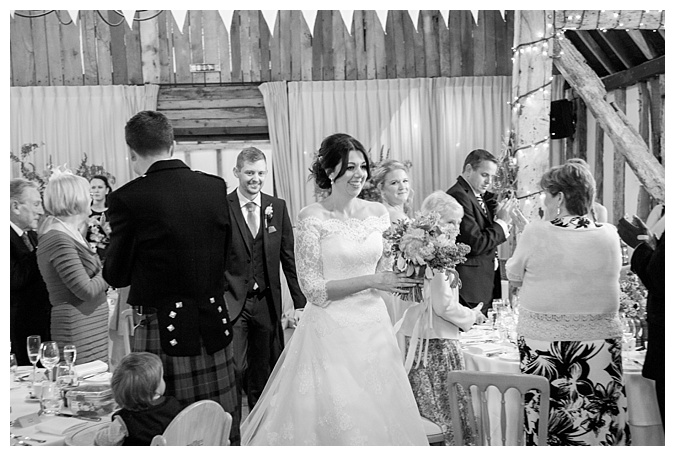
[
  {"x1": 150, "y1": 400, "x2": 233, "y2": 446},
  {"x1": 447, "y1": 370, "x2": 550, "y2": 446},
  {"x1": 420, "y1": 416, "x2": 445, "y2": 445}
]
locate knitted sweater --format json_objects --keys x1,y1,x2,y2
[{"x1": 505, "y1": 217, "x2": 623, "y2": 342}]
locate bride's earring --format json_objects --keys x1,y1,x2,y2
[{"x1": 556, "y1": 205, "x2": 561, "y2": 217}]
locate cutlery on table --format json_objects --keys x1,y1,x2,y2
[
  {"x1": 12, "y1": 441, "x2": 32, "y2": 446},
  {"x1": 10, "y1": 433, "x2": 46, "y2": 443},
  {"x1": 55, "y1": 412, "x2": 101, "y2": 422}
]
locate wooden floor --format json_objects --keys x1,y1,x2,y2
[{"x1": 241, "y1": 326, "x2": 295, "y2": 422}]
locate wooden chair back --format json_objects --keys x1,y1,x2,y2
[
  {"x1": 150, "y1": 400, "x2": 232, "y2": 446},
  {"x1": 447, "y1": 370, "x2": 550, "y2": 446}
]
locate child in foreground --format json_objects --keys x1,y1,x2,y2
[{"x1": 95, "y1": 352, "x2": 183, "y2": 445}]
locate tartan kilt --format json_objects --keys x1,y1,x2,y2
[{"x1": 133, "y1": 315, "x2": 241, "y2": 445}]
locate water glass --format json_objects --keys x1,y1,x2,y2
[
  {"x1": 56, "y1": 362, "x2": 76, "y2": 388},
  {"x1": 40, "y1": 341, "x2": 60, "y2": 381},
  {"x1": 40, "y1": 380, "x2": 62, "y2": 415},
  {"x1": 486, "y1": 309, "x2": 496, "y2": 329},
  {"x1": 10, "y1": 353, "x2": 18, "y2": 383}
]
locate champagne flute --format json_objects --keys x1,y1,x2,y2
[
  {"x1": 26, "y1": 335, "x2": 41, "y2": 385},
  {"x1": 40, "y1": 341, "x2": 60, "y2": 382},
  {"x1": 63, "y1": 344, "x2": 77, "y2": 383}
]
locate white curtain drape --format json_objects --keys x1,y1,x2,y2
[
  {"x1": 10, "y1": 85, "x2": 159, "y2": 188},
  {"x1": 261, "y1": 77, "x2": 512, "y2": 222}
]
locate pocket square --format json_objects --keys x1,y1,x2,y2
[{"x1": 268, "y1": 226, "x2": 277, "y2": 233}]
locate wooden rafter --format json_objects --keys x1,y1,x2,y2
[
  {"x1": 553, "y1": 35, "x2": 665, "y2": 203},
  {"x1": 574, "y1": 31, "x2": 617, "y2": 74},
  {"x1": 595, "y1": 31, "x2": 633, "y2": 69},
  {"x1": 601, "y1": 55, "x2": 665, "y2": 91},
  {"x1": 627, "y1": 30, "x2": 655, "y2": 60}
]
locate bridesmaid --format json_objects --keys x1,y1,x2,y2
[{"x1": 371, "y1": 159, "x2": 414, "y2": 223}]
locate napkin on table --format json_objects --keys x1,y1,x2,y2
[
  {"x1": 36, "y1": 417, "x2": 88, "y2": 435},
  {"x1": 73, "y1": 361, "x2": 108, "y2": 379}
]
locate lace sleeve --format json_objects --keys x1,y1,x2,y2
[
  {"x1": 295, "y1": 217, "x2": 329, "y2": 307},
  {"x1": 377, "y1": 237, "x2": 394, "y2": 272}
]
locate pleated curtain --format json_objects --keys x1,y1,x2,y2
[
  {"x1": 10, "y1": 84, "x2": 160, "y2": 188},
  {"x1": 260, "y1": 76, "x2": 512, "y2": 222}
]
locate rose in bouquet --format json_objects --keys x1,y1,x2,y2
[
  {"x1": 382, "y1": 211, "x2": 470, "y2": 302},
  {"x1": 619, "y1": 271, "x2": 647, "y2": 319}
]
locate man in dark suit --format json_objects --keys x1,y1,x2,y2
[
  {"x1": 10, "y1": 178, "x2": 51, "y2": 365},
  {"x1": 103, "y1": 111, "x2": 240, "y2": 444},
  {"x1": 618, "y1": 215, "x2": 665, "y2": 427},
  {"x1": 447, "y1": 149, "x2": 514, "y2": 314},
  {"x1": 225, "y1": 147, "x2": 306, "y2": 411}
]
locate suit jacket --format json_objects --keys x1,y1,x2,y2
[
  {"x1": 224, "y1": 190, "x2": 306, "y2": 322},
  {"x1": 10, "y1": 228, "x2": 51, "y2": 365},
  {"x1": 447, "y1": 176, "x2": 507, "y2": 305},
  {"x1": 103, "y1": 159, "x2": 233, "y2": 356},
  {"x1": 630, "y1": 233, "x2": 664, "y2": 381}
]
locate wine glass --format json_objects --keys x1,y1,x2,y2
[
  {"x1": 64, "y1": 344, "x2": 77, "y2": 381},
  {"x1": 40, "y1": 341, "x2": 60, "y2": 382},
  {"x1": 26, "y1": 335, "x2": 41, "y2": 385},
  {"x1": 10, "y1": 353, "x2": 18, "y2": 382}
]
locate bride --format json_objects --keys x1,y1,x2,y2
[{"x1": 240, "y1": 133, "x2": 428, "y2": 445}]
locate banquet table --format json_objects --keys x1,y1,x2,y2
[
  {"x1": 9, "y1": 366, "x2": 112, "y2": 446},
  {"x1": 459, "y1": 326, "x2": 664, "y2": 446}
]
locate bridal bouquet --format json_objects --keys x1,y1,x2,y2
[
  {"x1": 382, "y1": 211, "x2": 470, "y2": 302},
  {"x1": 87, "y1": 212, "x2": 111, "y2": 253}
]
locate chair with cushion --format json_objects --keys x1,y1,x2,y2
[
  {"x1": 150, "y1": 400, "x2": 232, "y2": 446},
  {"x1": 447, "y1": 371, "x2": 550, "y2": 446}
]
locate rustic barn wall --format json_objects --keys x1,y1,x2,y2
[{"x1": 10, "y1": 10, "x2": 514, "y2": 86}]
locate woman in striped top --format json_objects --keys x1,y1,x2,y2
[{"x1": 37, "y1": 169, "x2": 109, "y2": 365}]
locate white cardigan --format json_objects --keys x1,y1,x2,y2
[{"x1": 506, "y1": 219, "x2": 623, "y2": 342}]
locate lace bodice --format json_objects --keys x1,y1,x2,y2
[{"x1": 295, "y1": 214, "x2": 390, "y2": 307}]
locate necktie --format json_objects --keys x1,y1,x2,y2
[
  {"x1": 245, "y1": 202, "x2": 259, "y2": 236},
  {"x1": 476, "y1": 194, "x2": 488, "y2": 215},
  {"x1": 21, "y1": 232, "x2": 35, "y2": 252}
]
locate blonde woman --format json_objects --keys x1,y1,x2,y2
[
  {"x1": 37, "y1": 169, "x2": 109, "y2": 364},
  {"x1": 371, "y1": 159, "x2": 414, "y2": 223}
]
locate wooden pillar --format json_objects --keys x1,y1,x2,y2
[
  {"x1": 510, "y1": 10, "x2": 554, "y2": 223},
  {"x1": 636, "y1": 81, "x2": 653, "y2": 220},
  {"x1": 612, "y1": 89, "x2": 626, "y2": 224}
]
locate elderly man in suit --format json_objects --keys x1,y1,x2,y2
[
  {"x1": 225, "y1": 147, "x2": 306, "y2": 411},
  {"x1": 447, "y1": 149, "x2": 514, "y2": 314},
  {"x1": 10, "y1": 178, "x2": 51, "y2": 365},
  {"x1": 103, "y1": 111, "x2": 240, "y2": 444}
]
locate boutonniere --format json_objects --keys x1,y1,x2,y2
[{"x1": 265, "y1": 205, "x2": 277, "y2": 233}]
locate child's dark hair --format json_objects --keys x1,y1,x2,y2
[
  {"x1": 309, "y1": 133, "x2": 370, "y2": 189},
  {"x1": 111, "y1": 352, "x2": 164, "y2": 412}
]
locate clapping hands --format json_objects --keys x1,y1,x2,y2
[{"x1": 618, "y1": 215, "x2": 656, "y2": 250}]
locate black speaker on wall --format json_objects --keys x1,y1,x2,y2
[{"x1": 550, "y1": 100, "x2": 575, "y2": 139}]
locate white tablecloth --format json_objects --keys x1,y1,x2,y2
[{"x1": 460, "y1": 331, "x2": 664, "y2": 446}]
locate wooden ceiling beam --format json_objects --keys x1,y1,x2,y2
[
  {"x1": 595, "y1": 31, "x2": 633, "y2": 69},
  {"x1": 601, "y1": 55, "x2": 665, "y2": 91},
  {"x1": 552, "y1": 35, "x2": 665, "y2": 203},
  {"x1": 574, "y1": 31, "x2": 617, "y2": 74},
  {"x1": 554, "y1": 10, "x2": 665, "y2": 30},
  {"x1": 627, "y1": 30, "x2": 655, "y2": 60}
]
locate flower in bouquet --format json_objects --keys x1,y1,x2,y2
[
  {"x1": 382, "y1": 211, "x2": 470, "y2": 302},
  {"x1": 619, "y1": 271, "x2": 647, "y2": 319},
  {"x1": 87, "y1": 213, "x2": 111, "y2": 252}
]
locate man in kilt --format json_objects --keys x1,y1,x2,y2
[{"x1": 104, "y1": 111, "x2": 240, "y2": 444}]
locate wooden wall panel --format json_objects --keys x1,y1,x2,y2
[
  {"x1": 94, "y1": 12, "x2": 113, "y2": 85},
  {"x1": 230, "y1": 12, "x2": 242, "y2": 82},
  {"x1": 32, "y1": 15, "x2": 50, "y2": 86},
  {"x1": 279, "y1": 11, "x2": 292, "y2": 81},
  {"x1": 81, "y1": 12, "x2": 99, "y2": 85},
  {"x1": 11, "y1": 11, "x2": 35, "y2": 86},
  {"x1": 109, "y1": 11, "x2": 129, "y2": 85},
  {"x1": 125, "y1": 19, "x2": 143, "y2": 85},
  {"x1": 60, "y1": 18, "x2": 82, "y2": 85}
]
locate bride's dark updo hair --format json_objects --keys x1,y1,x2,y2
[{"x1": 309, "y1": 133, "x2": 371, "y2": 190}]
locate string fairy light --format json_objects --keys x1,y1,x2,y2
[{"x1": 12, "y1": 10, "x2": 163, "y2": 26}]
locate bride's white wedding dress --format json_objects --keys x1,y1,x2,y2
[{"x1": 241, "y1": 214, "x2": 428, "y2": 445}]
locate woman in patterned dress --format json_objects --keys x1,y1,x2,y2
[
  {"x1": 397, "y1": 191, "x2": 485, "y2": 445},
  {"x1": 506, "y1": 161, "x2": 630, "y2": 445}
]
